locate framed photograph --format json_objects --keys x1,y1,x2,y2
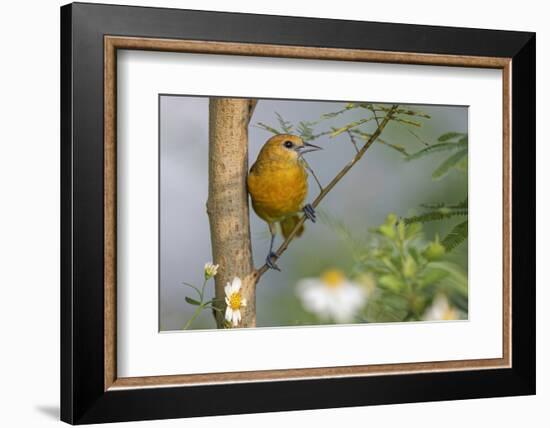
[{"x1": 60, "y1": 2, "x2": 535, "y2": 424}]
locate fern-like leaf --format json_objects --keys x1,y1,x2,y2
[
  {"x1": 330, "y1": 118, "x2": 374, "y2": 137},
  {"x1": 255, "y1": 122, "x2": 281, "y2": 135},
  {"x1": 404, "y1": 209, "x2": 468, "y2": 225},
  {"x1": 320, "y1": 103, "x2": 357, "y2": 119},
  {"x1": 432, "y1": 148, "x2": 468, "y2": 180},
  {"x1": 364, "y1": 105, "x2": 432, "y2": 119},
  {"x1": 350, "y1": 130, "x2": 409, "y2": 155},
  {"x1": 438, "y1": 132, "x2": 466, "y2": 142},
  {"x1": 406, "y1": 141, "x2": 466, "y2": 161},
  {"x1": 318, "y1": 210, "x2": 365, "y2": 256},
  {"x1": 377, "y1": 140, "x2": 409, "y2": 155},
  {"x1": 297, "y1": 121, "x2": 330, "y2": 142},
  {"x1": 442, "y1": 220, "x2": 468, "y2": 251},
  {"x1": 393, "y1": 117, "x2": 422, "y2": 127},
  {"x1": 276, "y1": 112, "x2": 294, "y2": 133},
  {"x1": 296, "y1": 121, "x2": 314, "y2": 140},
  {"x1": 420, "y1": 199, "x2": 468, "y2": 210}
]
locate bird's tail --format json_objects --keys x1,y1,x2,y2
[{"x1": 280, "y1": 215, "x2": 304, "y2": 240}]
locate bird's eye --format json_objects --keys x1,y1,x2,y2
[{"x1": 283, "y1": 140, "x2": 294, "y2": 148}]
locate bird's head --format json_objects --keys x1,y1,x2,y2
[{"x1": 258, "y1": 134, "x2": 322, "y2": 163}]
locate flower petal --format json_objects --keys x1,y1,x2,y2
[
  {"x1": 241, "y1": 298, "x2": 247, "y2": 307},
  {"x1": 224, "y1": 283, "x2": 232, "y2": 297},
  {"x1": 232, "y1": 309, "x2": 240, "y2": 326},
  {"x1": 231, "y1": 277, "x2": 242, "y2": 293},
  {"x1": 225, "y1": 307, "x2": 233, "y2": 322}
]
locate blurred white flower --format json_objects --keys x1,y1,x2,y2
[
  {"x1": 204, "y1": 262, "x2": 219, "y2": 280},
  {"x1": 297, "y1": 269, "x2": 367, "y2": 323},
  {"x1": 422, "y1": 294, "x2": 459, "y2": 321},
  {"x1": 224, "y1": 277, "x2": 247, "y2": 327}
]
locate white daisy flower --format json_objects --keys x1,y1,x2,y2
[
  {"x1": 224, "y1": 277, "x2": 247, "y2": 327},
  {"x1": 204, "y1": 262, "x2": 219, "y2": 280},
  {"x1": 422, "y1": 294, "x2": 459, "y2": 321},
  {"x1": 297, "y1": 269, "x2": 368, "y2": 323}
]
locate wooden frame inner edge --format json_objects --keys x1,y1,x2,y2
[{"x1": 104, "y1": 36, "x2": 512, "y2": 390}]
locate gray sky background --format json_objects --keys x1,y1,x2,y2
[{"x1": 160, "y1": 96, "x2": 467, "y2": 331}]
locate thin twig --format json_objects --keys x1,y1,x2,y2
[
  {"x1": 405, "y1": 127, "x2": 430, "y2": 147},
  {"x1": 346, "y1": 130, "x2": 360, "y2": 153},
  {"x1": 301, "y1": 158, "x2": 323, "y2": 192},
  {"x1": 350, "y1": 129, "x2": 409, "y2": 156},
  {"x1": 254, "y1": 104, "x2": 399, "y2": 279},
  {"x1": 372, "y1": 106, "x2": 381, "y2": 128}
]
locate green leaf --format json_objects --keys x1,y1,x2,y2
[
  {"x1": 455, "y1": 154, "x2": 468, "y2": 172},
  {"x1": 352, "y1": 130, "x2": 410, "y2": 155},
  {"x1": 408, "y1": 247, "x2": 421, "y2": 264},
  {"x1": 405, "y1": 222, "x2": 423, "y2": 239},
  {"x1": 420, "y1": 199, "x2": 468, "y2": 210},
  {"x1": 404, "y1": 209, "x2": 468, "y2": 225},
  {"x1": 364, "y1": 291, "x2": 409, "y2": 322},
  {"x1": 385, "y1": 213, "x2": 398, "y2": 225},
  {"x1": 378, "y1": 140, "x2": 409, "y2": 155},
  {"x1": 430, "y1": 261, "x2": 468, "y2": 296},
  {"x1": 318, "y1": 210, "x2": 366, "y2": 256},
  {"x1": 393, "y1": 108, "x2": 431, "y2": 119},
  {"x1": 365, "y1": 105, "x2": 431, "y2": 119},
  {"x1": 185, "y1": 296, "x2": 201, "y2": 306},
  {"x1": 379, "y1": 223, "x2": 396, "y2": 239},
  {"x1": 276, "y1": 112, "x2": 294, "y2": 133},
  {"x1": 330, "y1": 118, "x2": 373, "y2": 137},
  {"x1": 442, "y1": 220, "x2": 468, "y2": 251},
  {"x1": 449, "y1": 293, "x2": 469, "y2": 313},
  {"x1": 394, "y1": 117, "x2": 422, "y2": 127},
  {"x1": 406, "y1": 142, "x2": 464, "y2": 161},
  {"x1": 438, "y1": 132, "x2": 466, "y2": 142},
  {"x1": 255, "y1": 122, "x2": 281, "y2": 134},
  {"x1": 403, "y1": 255, "x2": 417, "y2": 278},
  {"x1": 320, "y1": 103, "x2": 357, "y2": 119},
  {"x1": 296, "y1": 121, "x2": 320, "y2": 141},
  {"x1": 182, "y1": 281, "x2": 202, "y2": 298},
  {"x1": 398, "y1": 220, "x2": 406, "y2": 241},
  {"x1": 432, "y1": 148, "x2": 468, "y2": 180},
  {"x1": 419, "y1": 267, "x2": 450, "y2": 287},
  {"x1": 378, "y1": 274, "x2": 405, "y2": 292},
  {"x1": 423, "y1": 236, "x2": 446, "y2": 261}
]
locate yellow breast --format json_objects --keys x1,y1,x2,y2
[{"x1": 247, "y1": 160, "x2": 308, "y2": 223}]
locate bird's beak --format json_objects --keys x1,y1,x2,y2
[{"x1": 296, "y1": 142, "x2": 322, "y2": 155}]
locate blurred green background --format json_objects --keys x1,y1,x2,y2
[{"x1": 159, "y1": 96, "x2": 468, "y2": 331}]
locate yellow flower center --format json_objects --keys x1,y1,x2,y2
[
  {"x1": 443, "y1": 307, "x2": 458, "y2": 320},
  {"x1": 229, "y1": 292, "x2": 242, "y2": 310},
  {"x1": 321, "y1": 269, "x2": 346, "y2": 288}
]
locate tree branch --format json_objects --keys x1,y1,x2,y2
[{"x1": 254, "y1": 105, "x2": 399, "y2": 280}]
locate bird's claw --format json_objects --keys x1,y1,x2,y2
[
  {"x1": 303, "y1": 203, "x2": 317, "y2": 223},
  {"x1": 266, "y1": 252, "x2": 281, "y2": 271}
]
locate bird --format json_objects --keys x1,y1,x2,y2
[{"x1": 247, "y1": 134, "x2": 322, "y2": 271}]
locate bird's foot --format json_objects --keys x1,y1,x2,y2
[
  {"x1": 303, "y1": 203, "x2": 317, "y2": 223},
  {"x1": 265, "y1": 252, "x2": 281, "y2": 271}
]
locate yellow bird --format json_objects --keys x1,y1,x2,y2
[{"x1": 247, "y1": 134, "x2": 322, "y2": 270}]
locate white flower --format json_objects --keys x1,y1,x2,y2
[
  {"x1": 224, "y1": 277, "x2": 247, "y2": 327},
  {"x1": 297, "y1": 269, "x2": 368, "y2": 323},
  {"x1": 422, "y1": 294, "x2": 459, "y2": 321},
  {"x1": 204, "y1": 262, "x2": 219, "y2": 280}
]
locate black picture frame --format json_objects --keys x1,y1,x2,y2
[{"x1": 61, "y1": 2, "x2": 535, "y2": 424}]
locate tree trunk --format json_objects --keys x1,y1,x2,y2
[{"x1": 207, "y1": 98, "x2": 257, "y2": 328}]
